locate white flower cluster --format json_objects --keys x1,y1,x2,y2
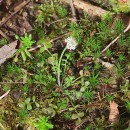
[{"x1": 65, "y1": 36, "x2": 77, "y2": 50}]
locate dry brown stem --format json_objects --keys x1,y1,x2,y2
[{"x1": 69, "y1": 0, "x2": 77, "y2": 23}]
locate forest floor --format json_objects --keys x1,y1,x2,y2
[{"x1": 0, "y1": 0, "x2": 130, "y2": 130}]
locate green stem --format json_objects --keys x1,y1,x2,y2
[
  {"x1": 46, "y1": 48, "x2": 52, "y2": 56},
  {"x1": 72, "y1": 75, "x2": 84, "y2": 83},
  {"x1": 63, "y1": 55, "x2": 70, "y2": 74},
  {"x1": 57, "y1": 47, "x2": 67, "y2": 87},
  {"x1": 67, "y1": 95, "x2": 81, "y2": 121}
]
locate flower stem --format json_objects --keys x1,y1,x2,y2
[{"x1": 57, "y1": 47, "x2": 67, "y2": 87}]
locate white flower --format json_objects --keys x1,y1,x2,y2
[{"x1": 65, "y1": 36, "x2": 77, "y2": 50}]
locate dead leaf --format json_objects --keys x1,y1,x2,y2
[
  {"x1": 109, "y1": 101, "x2": 119, "y2": 123},
  {"x1": 0, "y1": 40, "x2": 17, "y2": 65}
]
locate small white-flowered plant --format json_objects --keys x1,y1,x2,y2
[
  {"x1": 65, "y1": 36, "x2": 77, "y2": 50},
  {"x1": 58, "y1": 36, "x2": 78, "y2": 87}
]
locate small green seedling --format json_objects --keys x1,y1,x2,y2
[
  {"x1": 34, "y1": 116, "x2": 53, "y2": 130},
  {"x1": 15, "y1": 33, "x2": 35, "y2": 61}
]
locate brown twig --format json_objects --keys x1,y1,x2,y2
[
  {"x1": 0, "y1": 0, "x2": 31, "y2": 28},
  {"x1": 28, "y1": 45, "x2": 42, "y2": 52},
  {"x1": 101, "y1": 20, "x2": 130, "y2": 54},
  {"x1": 48, "y1": 18, "x2": 75, "y2": 25},
  {"x1": 29, "y1": 32, "x2": 70, "y2": 52},
  {"x1": 101, "y1": 34, "x2": 121, "y2": 54},
  {"x1": 50, "y1": 32, "x2": 70, "y2": 42},
  {"x1": 0, "y1": 29, "x2": 11, "y2": 40},
  {"x1": 69, "y1": 0, "x2": 77, "y2": 23}
]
